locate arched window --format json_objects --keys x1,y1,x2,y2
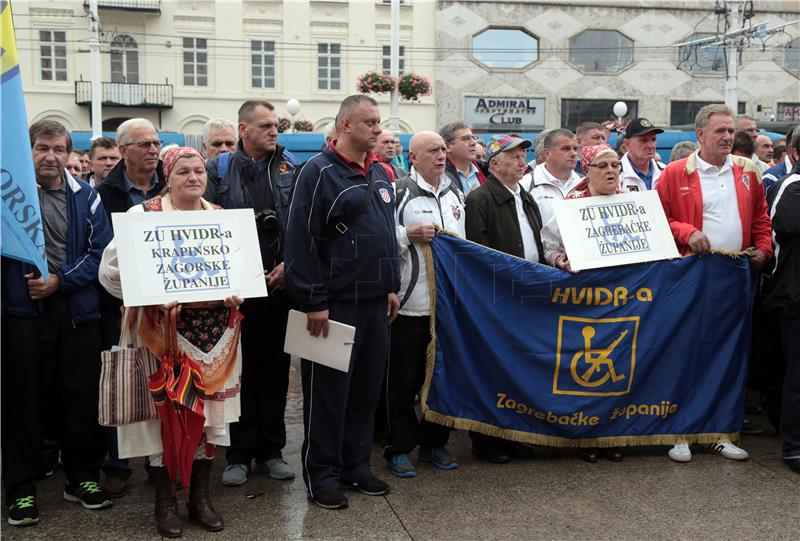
[{"x1": 110, "y1": 34, "x2": 139, "y2": 84}]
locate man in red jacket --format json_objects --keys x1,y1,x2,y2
[{"x1": 656, "y1": 103, "x2": 772, "y2": 464}]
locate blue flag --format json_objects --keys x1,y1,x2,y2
[
  {"x1": 1, "y1": 0, "x2": 48, "y2": 279},
  {"x1": 421, "y1": 232, "x2": 751, "y2": 447}
]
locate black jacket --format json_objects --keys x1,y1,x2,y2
[
  {"x1": 204, "y1": 140, "x2": 296, "y2": 271},
  {"x1": 764, "y1": 172, "x2": 800, "y2": 318},
  {"x1": 464, "y1": 174, "x2": 545, "y2": 262},
  {"x1": 95, "y1": 159, "x2": 166, "y2": 223}
]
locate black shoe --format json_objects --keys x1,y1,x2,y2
[
  {"x1": 602, "y1": 447, "x2": 624, "y2": 462},
  {"x1": 7, "y1": 494, "x2": 39, "y2": 527},
  {"x1": 579, "y1": 450, "x2": 599, "y2": 463},
  {"x1": 309, "y1": 487, "x2": 349, "y2": 510},
  {"x1": 740, "y1": 419, "x2": 764, "y2": 436},
  {"x1": 472, "y1": 447, "x2": 511, "y2": 464},
  {"x1": 506, "y1": 442, "x2": 536, "y2": 459},
  {"x1": 341, "y1": 476, "x2": 389, "y2": 496},
  {"x1": 63, "y1": 481, "x2": 113, "y2": 510},
  {"x1": 785, "y1": 456, "x2": 800, "y2": 474}
]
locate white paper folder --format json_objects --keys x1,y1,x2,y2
[{"x1": 283, "y1": 309, "x2": 355, "y2": 373}]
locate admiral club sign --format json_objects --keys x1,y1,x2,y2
[{"x1": 465, "y1": 97, "x2": 545, "y2": 131}]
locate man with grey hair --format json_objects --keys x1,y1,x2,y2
[
  {"x1": 657, "y1": 103, "x2": 772, "y2": 464},
  {"x1": 201, "y1": 118, "x2": 237, "y2": 159},
  {"x1": 669, "y1": 141, "x2": 698, "y2": 163},
  {"x1": 520, "y1": 128, "x2": 582, "y2": 228},
  {"x1": 441, "y1": 121, "x2": 484, "y2": 195},
  {"x1": 94, "y1": 118, "x2": 166, "y2": 497},
  {"x1": 96, "y1": 118, "x2": 165, "y2": 218}
]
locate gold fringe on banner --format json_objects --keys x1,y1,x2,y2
[{"x1": 418, "y1": 228, "x2": 745, "y2": 449}]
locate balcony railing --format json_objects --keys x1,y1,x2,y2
[
  {"x1": 75, "y1": 81, "x2": 173, "y2": 109},
  {"x1": 84, "y1": 0, "x2": 160, "y2": 13}
]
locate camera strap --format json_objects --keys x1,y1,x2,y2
[{"x1": 325, "y1": 173, "x2": 376, "y2": 238}]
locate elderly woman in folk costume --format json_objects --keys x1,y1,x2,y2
[
  {"x1": 540, "y1": 143, "x2": 626, "y2": 464},
  {"x1": 99, "y1": 147, "x2": 243, "y2": 538}
]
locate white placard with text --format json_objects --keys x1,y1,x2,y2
[
  {"x1": 112, "y1": 209, "x2": 268, "y2": 306},
  {"x1": 552, "y1": 191, "x2": 680, "y2": 271}
]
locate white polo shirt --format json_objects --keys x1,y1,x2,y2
[
  {"x1": 696, "y1": 154, "x2": 742, "y2": 252},
  {"x1": 505, "y1": 183, "x2": 539, "y2": 262}
]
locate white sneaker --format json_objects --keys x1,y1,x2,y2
[
  {"x1": 668, "y1": 443, "x2": 692, "y2": 463},
  {"x1": 708, "y1": 441, "x2": 749, "y2": 461}
]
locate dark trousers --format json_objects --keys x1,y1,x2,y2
[
  {"x1": 780, "y1": 316, "x2": 800, "y2": 456},
  {"x1": 1, "y1": 293, "x2": 104, "y2": 503},
  {"x1": 383, "y1": 315, "x2": 449, "y2": 458},
  {"x1": 301, "y1": 298, "x2": 388, "y2": 494},
  {"x1": 226, "y1": 295, "x2": 291, "y2": 465}
]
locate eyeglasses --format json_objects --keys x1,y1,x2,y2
[
  {"x1": 126, "y1": 140, "x2": 163, "y2": 149},
  {"x1": 588, "y1": 161, "x2": 622, "y2": 170},
  {"x1": 453, "y1": 134, "x2": 477, "y2": 143}
]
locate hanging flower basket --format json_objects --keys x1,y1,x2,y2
[
  {"x1": 397, "y1": 73, "x2": 432, "y2": 102},
  {"x1": 277, "y1": 117, "x2": 291, "y2": 133},
  {"x1": 293, "y1": 119, "x2": 314, "y2": 132},
  {"x1": 356, "y1": 71, "x2": 396, "y2": 94}
]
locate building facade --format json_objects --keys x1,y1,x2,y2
[
  {"x1": 17, "y1": 0, "x2": 436, "y2": 139},
  {"x1": 435, "y1": 0, "x2": 800, "y2": 132}
]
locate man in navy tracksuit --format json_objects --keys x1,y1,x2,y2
[{"x1": 284, "y1": 95, "x2": 400, "y2": 510}]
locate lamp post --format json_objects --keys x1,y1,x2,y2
[
  {"x1": 613, "y1": 101, "x2": 628, "y2": 122},
  {"x1": 286, "y1": 99, "x2": 301, "y2": 133}
]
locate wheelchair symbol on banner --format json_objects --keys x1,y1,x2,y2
[{"x1": 569, "y1": 326, "x2": 628, "y2": 388}]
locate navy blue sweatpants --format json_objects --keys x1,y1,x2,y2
[{"x1": 301, "y1": 297, "x2": 388, "y2": 494}]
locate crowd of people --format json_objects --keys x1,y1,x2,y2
[{"x1": 2, "y1": 95, "x2": 799, "y2": 535}]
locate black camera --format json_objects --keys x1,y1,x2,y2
[{"x1": 255, "y1": 209, "x2": 279, "y2": 234}]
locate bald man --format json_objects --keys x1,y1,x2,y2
[
  {"x1": 382, "y1": 131, "x2": 465, "y2": 478},
  {"x1": 755, "y1": 134, "x2": 774, "y2": 166}
]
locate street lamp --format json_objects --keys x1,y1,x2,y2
[
  {"x1": 286, "y1": 99, "x2": 301, "y2": 133},
  {"x1": 613, "y1": 101, "x2": 628, "y2": 122}
]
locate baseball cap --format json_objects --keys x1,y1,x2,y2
[
  {"x1": 484, "y1": 135, "x2": 532, "y2": 163},
  {"x1": 625, "y1": 118, "x2": 664, "y2": 139}
]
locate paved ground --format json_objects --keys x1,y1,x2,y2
[{"x1": 3, "y1": 362, "x2": 798, "y2": 540}]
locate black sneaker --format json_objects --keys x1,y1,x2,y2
[
  {"x1": 341, "y1": 475, "x2": 389, "y2": 496},
  {"x1": 7, "y1": 495, "x2": 39, "y2": 527},
  {"x1": 309, "y1": 487, "x2": 349, "y2": 510},
  {"x1": 63, "y1": 481, "x2": 113, "y2": 510}
]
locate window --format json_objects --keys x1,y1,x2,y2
[
  {"x1": 472, "y1": 28, "x2": 538, "y2": 69},
  {"x1": 678, "y1": 33, "x2": 726, "y2": 73},
  {"x1": 251, "y1": 40, "x2": 276, "y2": 89},
  {"x1": 317, "y1": 43, "x2": 341, "y2": 90},
  {"x1": 381, "y1": 44, "x2": 405, "y2": 75},
  {"x1": 569, "y1": 30, "x2": 633, "y2": 73},
  {"x1": 786, "y1": 37, "x2": 799, "y2": 75},
  {"x1": 39, "y1": 30, "x2": 67, "y2": 81},
  {"x1": 777, "y1": 103, "x2": 800, "y2": 122},
  {"x1": 560, "y1": 99, "x2": 638, "y2": 132},
  {"x1": 670, "y1": 101, "x2": 746, "y2": 126},
  {"x1": 182, "y1": 37, "x2": 208, "y2": 87},
  {"x1": 110, "y1": 34, "x2": 139, "y2": 84}
]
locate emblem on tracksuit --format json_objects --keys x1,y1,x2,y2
[
  {"x1": 451, "y1": 204, "x2": 462, "y2": 221},
  {"x1": 379, "y1": 188, "x2": 392, "y2": 203},
  {"x1": 740, "y1": 173, "x2": 750, "y2": 191}
]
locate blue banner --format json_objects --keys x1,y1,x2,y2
[
  {"x1": 1, "y1": 0, "x2": 49, "y2": 279},
  {"x1": 421, "y1": 232, "x2": 751, "y2": 447}
]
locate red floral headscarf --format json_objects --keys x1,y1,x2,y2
[{"x1": 162, "y1": 146, "x2": 202, "y2": 181}]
